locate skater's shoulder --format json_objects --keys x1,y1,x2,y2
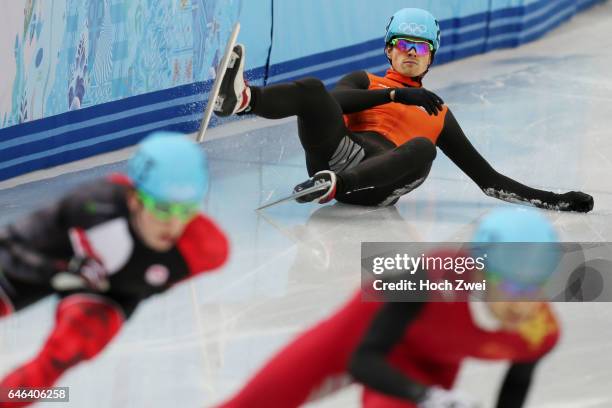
[
  {"x1": 107, "y1": 172, "x2": 132, "y2": 187},
  {"x1": 183, "y1": 213, "x2": 226, "y2": 237},
  {"x1": 177, "y1": 214, "x2": 229, "y2": 274}
]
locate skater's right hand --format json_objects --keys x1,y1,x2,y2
[
  {"x1": 417, "y1": 386, "x2": 480, "y2": 408},
  {"x1": 392, "y1": 88, "x2": 444, "y2": 116}
]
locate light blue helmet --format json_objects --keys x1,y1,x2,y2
[
  {"x1": 127, "y1": 131, "x2": 208, "y2": 203},
  {"x1": 471, "y1": 208, "x2": 560, "y2": 292},
  {"x1": 385, "y1": 8, "x2": 441, "y2": 52}
]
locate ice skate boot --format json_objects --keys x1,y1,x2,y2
[
  {"x1": 214, "y1": 44, "x2": 251, "y2": 117},
  {"x1": 293, "y1": 171, "x2": 337, "y2": 204}
]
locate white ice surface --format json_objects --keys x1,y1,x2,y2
[{"x1": 1, "y1": 2, "x2": 612, "y2": 407}]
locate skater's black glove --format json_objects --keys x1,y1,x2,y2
[
  {"x1": 557, "y1": 191, "x2": 594, "y2": 213},
  {"x1": 0, "y1": 228, "x2": 64, "y2": 283},
  {"x1": 65, "y1": 255, "x2": 110, "y2": 292},
  {"x1": 392, "y1": 88, "x2": 444, "y2": 116}
]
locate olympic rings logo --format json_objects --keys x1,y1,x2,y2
[{"x1": 398, "y1": 22, "x2": 427, "y2": 36}]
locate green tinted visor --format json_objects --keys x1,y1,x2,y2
[{"x1": 137, "y1": 190, "x2": 199, "y2": 222}]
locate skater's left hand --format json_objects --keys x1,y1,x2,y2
[
  {"x1": 66, "y1": 255, "x2": 110, "y2": 291},
  {"x1": 558, "y1": 191, "x2": 594, "y2": 213}
]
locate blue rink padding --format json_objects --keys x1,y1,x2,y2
[{"x1": 0, "y1": 0, "x2": 605, "y2": 182}]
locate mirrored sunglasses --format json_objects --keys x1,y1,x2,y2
[{"x1": 390, "y1": 38, "x2": 433, "y2": 56}]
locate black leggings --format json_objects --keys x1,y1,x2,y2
[
  {"x1": 250, "y1": 78, "x2": 435, "y2": 206},
  {"x1": 0, "y1": 268, "x2": 52, "y2": 313}
]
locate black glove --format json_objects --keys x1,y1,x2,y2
[
  {"x1": 64, "y1": 255, "x2": 110, "y2": 291},
  {"x1": 392, "y1": 88, "x2": 444, "y2": 116},
  {"x1": 0, "y1": 228, "x2": 64, "y2": 284},
  {"x1": 557, "y1": 191, "x2": 594, "y2": 213}
]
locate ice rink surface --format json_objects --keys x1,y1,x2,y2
[{"x1": 1, "y1": 2, "x2": 612, "y2": 407}]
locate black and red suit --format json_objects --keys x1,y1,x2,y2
[{"x1": 0, "y1": 174, "x2": 228, "y2": 407}]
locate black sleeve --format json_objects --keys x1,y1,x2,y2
[
  {"x1": 349, "y1": 301, "x2": 428, "y2": 402},
  {"x1": 8, "y1": 180, "x2": 125, "y2": 255},
  {"x1": 437, "y1": 109, "x2": 562, "y2": 209},
  {"x1": 496, "y1": 361, "x2": 538, "y2": 408},
  {"x1": 330, "y1": 71, "x2": 393, "y2": 114}
]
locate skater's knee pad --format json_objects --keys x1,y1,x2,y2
[
  {"x1": 295, "y1": 77, "x2": 326, "y2": 93},
  {"x1": 46, "y1": 295, "x2": 124, "y2": 365},
  {"x1": 412, "y1": 137, "x2": 437, "y2": 160},
  {"x1": 398, "y1": 137, "x2": 437, "y2": 163}
]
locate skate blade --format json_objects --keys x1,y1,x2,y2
[
  {"x1": 197, "y1": 22, "x2": 241, "y2": 142},
  {"x1": 256, "y1": 181, "x2": 332, "y2": 210}
]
